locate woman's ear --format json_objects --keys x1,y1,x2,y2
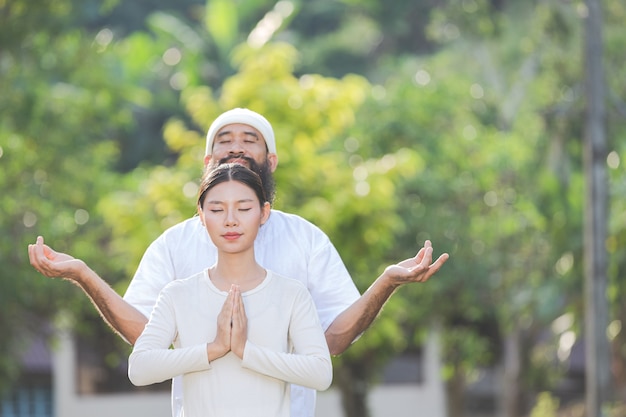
[{"x1": 260, "y1": 202, "x2": 271, "y2": 225}]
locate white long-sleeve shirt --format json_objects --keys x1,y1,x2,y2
[
  {"x1": 128, "y1": 269, "x2": 332, "y2": 417},
  {"x1": 124, "y1": 210, "x2": 361, "y2": 417}
]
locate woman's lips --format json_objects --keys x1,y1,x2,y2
[{"x1": 222, "y1": 233, "x2": 242, "y2": 240}]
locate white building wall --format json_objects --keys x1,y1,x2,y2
[
  {"x1": 52, "y1": 326, "x2": 446, "y2": 417},
  {"x1": 53, "y1": 328, "x2": 171, "y2": 417}
]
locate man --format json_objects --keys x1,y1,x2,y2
[{"x1": 29, "y1": 108, "x2": 449, "y2": 417}]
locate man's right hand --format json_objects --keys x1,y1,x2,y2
[{"x1": 28, "y1": 236, "x2": 86, "y2": 282}]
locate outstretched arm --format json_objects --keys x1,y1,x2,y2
[
  {"x1": 324, "y1": 240, "x2": 449, "y2": 355},
  {"x1": 28, "y1": 236, "x2": 148, "y2": 344}
]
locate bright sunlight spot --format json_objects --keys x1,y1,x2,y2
[
  {"x1": 372, "y1": 85, "x2": 386, "y2": 100},
  {"x1": 95, "y1": 28, "x2": 113, "y2": 52},
  {"x1": 299, "y1": 74, "x2": 315, "y2": 89},
  {"x1": 170, "y1": 72, "x2": 188, "y2": 90},
  {"x1": 483, "y1": 190, "x2": 497, "y2": 207},
  {"x1": 557, "y1": 330, "x2": 576, "y2": 362},
  {"x1": 470, "y1": 83, "x2": 484, "y2": 99},
  {"x1": 463, "y1": 124, "x2": 477, "y2": 140},
  {"x1": 414, "y1": 70, "x2": 431, "y2": 86},
  {"x1": 74, "y1": 209, "x2": 90, "y2": 225},
  {"x1": 183, "y1": 181, "x2": 198, "y2": 199},
  {"x1": 353, "y1": 166, "x2": 368, "y2": 181},
  {"x1": 248, "y1": 1, "x2": 294, "y2": 48},
  {"x1": 23, "y1": 211, "x2": 37, "y2": 228},
  {"x1": 355, "y1": 181, "x2": 370, "y2": 196},
  {"x1": 163, "y1": 48, "x2": 182, "y2": 66},
  {"x1": 607, "y1": 150, "x2": 620, "y2": 169},
  {"x1": 378, "y1": 154, "x2": 397, "y2": 172},
  {"x1": 607, "y1": 320, "x2": 622, "y2": 341},
  {"x1": 555, "y1": 252, "x2": 573, "y2": 276},
  {"x1": 551, "y1": 312, "x2": 574, "y2": 334},
  {"x1": 344, "y1": 137, "x2": 360, "y2": 153}
]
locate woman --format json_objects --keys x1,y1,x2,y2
[{"x1": 128, "y1": 163, "x2": 332, "y2": 417}]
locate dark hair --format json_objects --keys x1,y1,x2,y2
[
  {"x1": 198, "y1": 163, "x2": 267, "y2": 209},
  {"x1": 207, "y1": 156, "x2": 275, "y2": 205}
]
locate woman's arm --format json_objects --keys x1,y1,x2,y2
[
  {"x1": 128, "y1": 290, "x2": 214, "y2": 386},
  {"x1": 240, "y1": 288, "x2": 332, "y2": 391}
]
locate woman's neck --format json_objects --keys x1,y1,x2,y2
[{"x1": 209, "y1": 252, "x2": 266, "y2": 292}]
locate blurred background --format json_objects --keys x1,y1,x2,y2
[{"x1": 1, "y1": 0, "x2": 625, "y2": 416}]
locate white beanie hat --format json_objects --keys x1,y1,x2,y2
[{"x1": 205, "y1": 108, "x2": 276, "y2": 157}]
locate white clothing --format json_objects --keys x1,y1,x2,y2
[
  {"x1": 128, "y1": 269, "x2": 332, "y2": 417},
  {"x1": 124, "y1": 209, "x2": 361, "y2": 417}
]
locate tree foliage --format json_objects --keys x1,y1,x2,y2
[
  {"x1": 0, "y1": 0, "x2": 132, "y2": 391},
  {"x1": 3, "y1": 0, "x2": 626, "y2": 415}
]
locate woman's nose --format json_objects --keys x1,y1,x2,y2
[{"x1": 225, "y1": 209, "x2": 238, "y2": 226}]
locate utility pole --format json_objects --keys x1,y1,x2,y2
[{"x1": 583, "y1": 0, "x2": 612, "y2": 416}]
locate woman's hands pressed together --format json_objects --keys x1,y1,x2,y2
[{"x1": 206, "y1": 285, "x2": 248, "y2": 362}]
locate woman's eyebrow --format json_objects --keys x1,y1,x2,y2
[{"x1": 206, "y1": 198, "x2": 255, "y2": 204}]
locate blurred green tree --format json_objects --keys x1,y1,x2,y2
[
  {"x1": 0, "y1": 0, "x2": 133, "y2": 392},
  {"x1": 4, "y1": 0, "x2": 626, "y2": 415}
]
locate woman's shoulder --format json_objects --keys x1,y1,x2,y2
[
  {"x1": 162, "y1": 269, "x2": 206, "y2": 295},
  {"x1": 266, "y1": 270, "x2": 308, "y2": 294}
]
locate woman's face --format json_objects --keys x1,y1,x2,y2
[{"x1": 198, "y1": 180, "x2": 270, "y2": 254}]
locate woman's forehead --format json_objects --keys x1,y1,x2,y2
[{"x1": 205, "y1": 180, "x2": 257, "y2": 201}]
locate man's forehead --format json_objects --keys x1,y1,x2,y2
[{"x1": 217, "y1": 123, "x2": 262, "y2": 136}]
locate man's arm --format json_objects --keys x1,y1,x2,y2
[
  {"x1": 28, "y1": 236, "x2": 147, "y2": 345},
  {"x1": 324, "y1": 241, "x2": 449, "y2": 355}
]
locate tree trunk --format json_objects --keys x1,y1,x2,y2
[
  {"x1": 334, "y1": 360, "x2": 371, "y2": 417},
  {"x1": 502, "y1": 325, "x2": 523, "y2": 417},
  {"x1": 446, "y1": 366, "x2": 466, "y2": 417},
  {"x1": 612, "y1": 303, "x2": 626, "y2": 402},
  {"x1": 582, "y1": 0, "x2": 613, "y2": 415}
]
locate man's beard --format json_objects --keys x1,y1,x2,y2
[{"x1": 208, "y1": 155, "x2": 276, "y2": 205}]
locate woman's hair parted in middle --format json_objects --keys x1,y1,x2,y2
[{"x1": 198, "y1": 163, "x2": 268, "y2": 209}]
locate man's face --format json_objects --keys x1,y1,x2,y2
[{"x1": 205, "y1": 123, "x2": 278, "y2": 172}]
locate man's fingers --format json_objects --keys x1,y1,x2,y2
[
  {"x1": 421, "y1": 253, "x2": 450, "y2": 281},
  {"x1": 412, "y1": 240, "x2": 433, "y2": 263},
  {"x1": 27, "y1": 243, "x2": 37, "y2": 267},
  {"x1": 28, "y1": 238, "x2": 49, "y2": 273},
  {"x1": 430, "y1": 253, "x2": 449, "y2": 269}
]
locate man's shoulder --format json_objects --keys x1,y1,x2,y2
[
  {"x1": 163, "y1": 216, "x2": 203, "y2": 232},
  {"x1": 268, "y1": 209, "x2": 321, "y2": 231},
  {"x1": 144, "y1": 216, "x2": 208, "y2": 260},
  {"x1": 261, "y1": 209, "x2": 331, "y2": 249},
  {"x1": 156, "y1": 216, "x2": 204, "y2": 241}
]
